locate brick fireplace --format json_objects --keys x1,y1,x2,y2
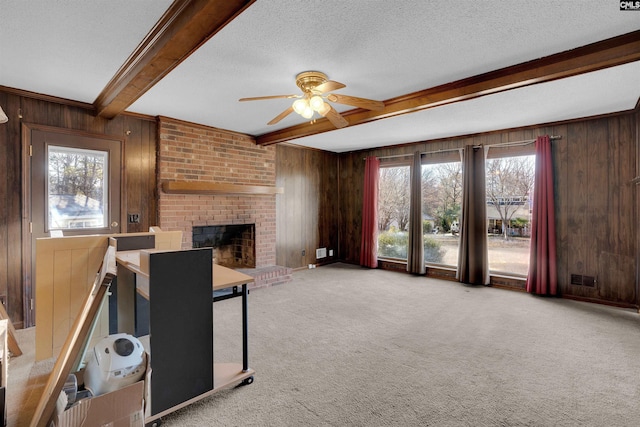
[{"x1": 156, "y1": 117, "x2": 291, "y2": 287}]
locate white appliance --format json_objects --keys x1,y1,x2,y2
[{"x1": 84, "y1": 333, "x2": 146, "y2": 396}]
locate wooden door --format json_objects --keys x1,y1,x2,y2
[{"x1": 25, "y1": 126, "x2": 122, "y2": 326}]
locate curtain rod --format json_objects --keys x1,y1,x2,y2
[
  {"x1": 473, "y1": 135, "x2": 562, "y2": 149},
  {"x1": 371, "y1": 135, "x2": 562, "y2": 160}
]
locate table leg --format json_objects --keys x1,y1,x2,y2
[{"x1": 242, "y1": 283, "x2": 249, "y2": 372}]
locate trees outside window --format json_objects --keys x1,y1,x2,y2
[
  {"x1": 377, "y1": 161, "x2": 462, "y2": 265},
  {"x1": 485, "y1": 154, "x2": 535, "y2": 275},
  {"x1": 47, "y1": 146, "x2": 109, "y2": 230},
  {"x1": 377, "y1": 166, "x2": 410, "y2": 259},
  {"x1": 422, "y1": 161, "x2": 462, "y2": 265}
]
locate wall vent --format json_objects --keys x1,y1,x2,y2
[
  {"x1": 570, "y1": 274, "x2": 583, "y2": 286},
  {"x1": 316, "y1": 247, "x2": 327, "y2": 259},
  {"x1": 570, "y1": 274, "x2": 596, "y2": 287}
]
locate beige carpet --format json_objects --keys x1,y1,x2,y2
[{"x1": 10, "y1": 263, "x2": 640, "y2": 426}]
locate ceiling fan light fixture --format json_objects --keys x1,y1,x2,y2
[
  {"x1": 309, "y1": 95, "x2": 324, "y2": 111},
  {"x1": 317, "y1": 101, "x2": 330, "y2": 116},
  {"x1": 292, "y1": 98, "x2": 308, "y2": 115},
  {"x1": 241, "y1": 70, "x2": 381, "y2": 128},
  {"x1": 301, "y1": 105, "x2": 314, "y2": 119}
]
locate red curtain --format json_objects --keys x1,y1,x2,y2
[
  {"x1": 360, "y1": 156, "x2": 380, "y2": 268},
  {"x1": 526, "y1": 135, "x2": 558, "y2": 295}
]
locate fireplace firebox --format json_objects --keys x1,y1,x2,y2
[{"x1": 192, "y1": 224, "x2": 256, "y2": 268}]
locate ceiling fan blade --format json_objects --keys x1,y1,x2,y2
[
  {"x1": 267, "y1": 106, "x2": 294, "y2": 125},
  {"x1": 313, "y1": 80, "x2": 346, "y2": 94},
  {"x1": 327, "y1": 93, "x2": 384, "y2": 111},
  {"x1": 320, "y1": 104, "x2": 348, "y2": 129},
  {"x1": 239, "y1": 94, "x2": 298, "y2": 102}
]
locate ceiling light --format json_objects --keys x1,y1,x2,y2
[
  {"x1": 317, "y1": 102, "x2": 330, "y2": 116},
  {"x1": 301, "y1": 105, "x2": 314, "y2": 119},
  {"x1": 0, "y1": 106, "x2": 7, "y2": 124},
  {"x1": 292, "y1": 94, "x2": 328, "y2": 120},
  {"x1": 292, "y1": 98, "x2": 308, "y2": 115},
  {"x1": 309, "y1": 95, "x2": 324, "y2": 111}
]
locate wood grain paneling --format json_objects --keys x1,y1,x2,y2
[
  {"x1": 0, "y1": 88, "x2": 158, "y2": 327},
  {"x1": 552, "y1": 124, "x2": 570, "y2": 298},
  {"x1": 276, "y1": 145, "x2": 304, "y2": 267},
  {"x1": 276, "y1": 145, "x2": 339, "y2": 269},
  {"x1": 338, "y1": 151, "x2": 366, "y2": 265},
  {"x1": 0, "y1": 92, "x2": 9, "y2": 318}
]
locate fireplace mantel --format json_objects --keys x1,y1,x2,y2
[{"x1": 162, "y1": 181, "x2": 284, "y2": 195}]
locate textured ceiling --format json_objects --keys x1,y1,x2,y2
[{"x1": 1, "y1": 0, "x2": 639, "y2": 152}]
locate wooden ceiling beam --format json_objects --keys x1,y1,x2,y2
[
  {"x1": 256, "y1": 30, "x2": 640, "y2": 146},
  {"x1": 94, "y1": 0, "x2": 255, "y2": 119}
]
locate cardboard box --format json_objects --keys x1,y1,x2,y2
[
  {"x1": 53, "y1": 380, "x2": 144, "y2": 427},
  {"x1": 52, "y1": 351, "x2": 149, "y2": 427}
]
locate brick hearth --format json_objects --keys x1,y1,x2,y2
[{"x1": 238, "y1": 265, "x2": 293, "y2": 289}]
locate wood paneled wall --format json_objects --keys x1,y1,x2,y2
[
  {"x1": 0, "y1": 88, "x2": 158, "y2": 327},
  {"x1": 338, "y1": 113, "x2": 638, "y2": 307},
  {"x1": 555, "y1": 116, "x2": 636, "y2": 304},
  {"x1": 276, "y1": 144, "x2": 339, "y2": 269}
]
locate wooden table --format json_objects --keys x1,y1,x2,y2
[{"x1": 116, "y1": 250, "x2": 254, "y2": 295}]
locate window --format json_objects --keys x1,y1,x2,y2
[
  {"x1": 485, "y1": 154, "x2": 535, "y2": 275},
  {"x1": 47, "y1": 145, "x2": 109, "y2": 231},
  {"x1": 377, "y1": 165, "x2": 410, "y2": 260},
  {"x1": 422, "y1": 161, "x2": 462, "y2": 267}
]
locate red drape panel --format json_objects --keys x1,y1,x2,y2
[
  {"x1": 526, "y1": 135, "x2": 558, "y2": 295},
  {"x1": 360, "y1": 156, "x2": 380, "y2": 268}
]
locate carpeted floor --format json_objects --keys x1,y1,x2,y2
[{"x1": 11, "y1": 263, "x2": 640, "y2": 426}]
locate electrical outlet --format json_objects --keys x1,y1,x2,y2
[
  {"x1": 329, "y1": 249, "x2": 334, "y2": 256},
  {"x1": 301, "y1": 249, "x2": 306, "y2": 256},
  {"x1": 128, "y1": 213, "x2": 140, "y2": 224}
]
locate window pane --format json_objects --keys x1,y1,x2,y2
[
  {"x1": 47, "y1": 145, "x2": 109, "y2": 230},
  {"x1": 377, "y1": 166, "x2": 410, "y2": 260},
  {"x1": 422, "y1": 161, "x2": 461, "y2": 266},
  {"x1": 485, "y1": 155, "x2": 535, "y2": 275}
]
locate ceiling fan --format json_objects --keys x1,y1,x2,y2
[{"x1": 239, "y1": 71, "x2": 384, "y2": 129}]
